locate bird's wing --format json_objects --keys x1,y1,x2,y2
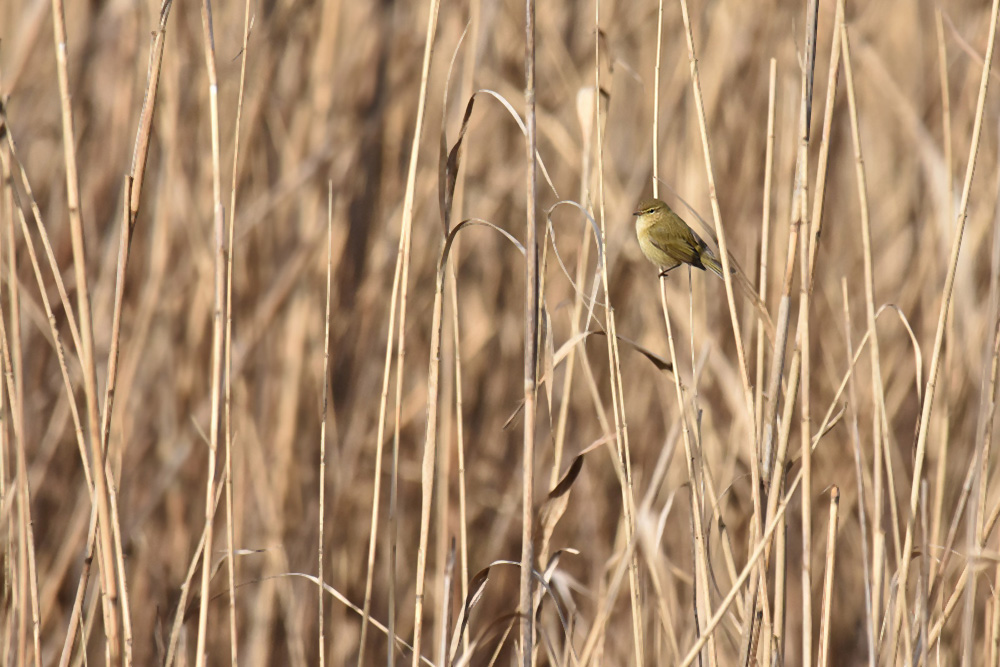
[{"x1": 649, "y1": 231, "x2": 703, "y2": 268}]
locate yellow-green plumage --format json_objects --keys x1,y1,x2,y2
[{"x1": 633, "y1": 197, "x2": 726, "y2": 278}]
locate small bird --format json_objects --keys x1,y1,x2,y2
[
  {"x1": 634, "y1": 197, "x2": 775, "y2": 341},
  {"x1": 633, "y1": 197, "x2": 727, "y2": 278}
]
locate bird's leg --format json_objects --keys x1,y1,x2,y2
[{"x1": 658, "y1": 263, "x2": 682, "y2": 278}]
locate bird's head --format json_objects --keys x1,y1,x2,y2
[{"x1": 633, "y1": 198, "x2": 669, "y2": 217}]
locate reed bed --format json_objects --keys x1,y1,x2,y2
[{"x1": 0, "y1": 0, "x2": 998, "y2": 664}]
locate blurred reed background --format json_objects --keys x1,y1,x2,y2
[{"x1": 1, "y1": 0, "x2": 999, "y2": 664}]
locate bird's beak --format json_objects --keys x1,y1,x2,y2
[{"x1": 632, "y1": 209, "x2": 640, "y2": 216}]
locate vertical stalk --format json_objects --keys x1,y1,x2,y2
[
  {"x1": 521, "y1": 0, "x2": 538, "y2": 661},
  {"x1": 318, "y1": 183, "x2": 334, "y2": 666},
  {"x1": 817, "y1": 487, "x2": 841, "y2": 667},
  {"x1": 49, "y1": 0, "x2": 121, "y2": 659},
  {"x1": 195, "y1": 0, "x2": 226, "y2": 661},
  {"x1": 406, "y1": 0, "x2": 442, "y2": 659}
]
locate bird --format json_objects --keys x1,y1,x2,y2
[
  {"x1": 633, "y1": 197, "x2": 728, "y2": 278},
  {"x1": 633, "y1": 196, "x2": 775, "y2": 341}
]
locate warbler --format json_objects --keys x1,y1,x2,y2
[
  {"x1": 633, "y1": 197, "x2": 728, "y2": 278},
  {"x1": 633, "y1": 197, "x2": 775, "y2": 341}
]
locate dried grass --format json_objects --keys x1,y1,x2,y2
[{"x1": 1, "y1": 0, "x2": 999, "y2": 664}]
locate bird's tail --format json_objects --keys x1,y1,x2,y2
[
  {"x1": 702, "y1": 249, "x2": 776, "y2": 343},
  {"x1": 702, "y1": 251, "x2": 729, "y2": 281}
]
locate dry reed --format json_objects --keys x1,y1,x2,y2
[{"x1": 0, "y1": 0, "x2": 999, "y2": 664}]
